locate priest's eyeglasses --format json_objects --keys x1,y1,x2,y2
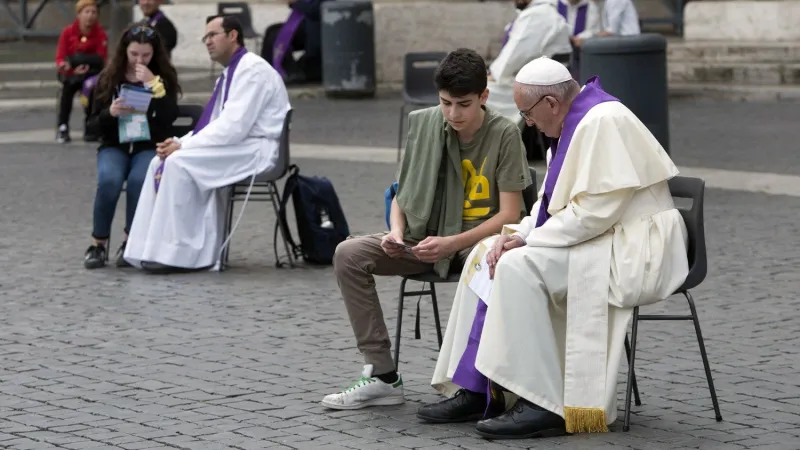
[{"x1": 519, "y1": 95, "x2": 547, "y2": 121}]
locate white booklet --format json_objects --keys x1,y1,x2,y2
[{"x1": 465, "y1": 241, "x2": 494, "y2": 304}]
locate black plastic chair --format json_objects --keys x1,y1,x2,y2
[
  {"x1": 210, "y1": 3, "x2": 262, "y2": 77},
  {"x1": 622, "y1": 176, "x2": 723, "y2": 431},
  {"x1": 220, "y1": 109, "x2": 295, "y2": 270},
  {"x1": 396, "y1": 51, "x2": 448, "y2": 163},
  {"x1": 393, "y1": 166, "x2": 538, "y2": 370}
]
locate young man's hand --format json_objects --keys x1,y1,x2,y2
[
  {"x1": 380, "y1": 231, "x2": 406, "y2": 259},
  {"x1": 412, "y1": 236, "x2": 455, "y2": 263}
]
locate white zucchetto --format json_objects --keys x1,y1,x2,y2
[{"x1": 515, "y1": 56, "x2": 573, "y2": 85}]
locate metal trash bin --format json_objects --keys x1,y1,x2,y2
[
  {"x1": 579, "y1": 33, "x2": 670, "y2": 154},
  {"x1": 321, "y1": 0, "x2": 376, "y2": 98}
]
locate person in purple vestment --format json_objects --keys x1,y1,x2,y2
[
  {"x1": 260, "y1": 0, "x2": 330, "y2": 84},
  {"x1": 123, "y1": 15, "x2": 291, "y2": 274},
  {"x1": 137, "y1": 0, "x2": 178, "y2": 59},
  {"x1": 420, "y1": 56, "x2": 687, "y2": 440}
]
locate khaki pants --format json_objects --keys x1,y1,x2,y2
[{"x1": 333, "y1": 233, "x2": 473, "y2": 375}]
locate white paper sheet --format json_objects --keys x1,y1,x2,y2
[
  {"x1": 120, "y1": 85, "x2": 153, "y2": 113},
  {"x1": 467, "y1": 250, "x2": 494, "y2": 304}
]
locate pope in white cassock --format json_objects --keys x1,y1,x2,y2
[
  {"x1": 416, "y1": 57, "x2": 690, "y2": 440},
  {"x1": 485, "y1": 0, "x2": 572, "y2": 125},
  {"x1": 124, "y1": 15, "x2": 291, "y2": 274}
]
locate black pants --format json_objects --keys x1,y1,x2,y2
[
  {"x1": 58, "y1": 77, "x2": 89, "y2": 128},
  {"x1": 261, "y1": 22, "x2": 321, "y2": 82}
]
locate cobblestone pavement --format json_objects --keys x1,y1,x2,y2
[{"x1": 1, "y1": 98, "x2": 800, "y2": 450}]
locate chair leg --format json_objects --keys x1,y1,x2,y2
[
  {"x1": 269, "y1": 181, "x2": 295, "y2": 268},
  {"x1": 397, "y1": 104, "x2": 406, "y2": 164},
  {"x1": 394, "y1": 278, "x2": 408, "y2": 372},
  {"x1": 625, "y1": 333, "x2": 642, "y2": 406},
  {"x1": 221, "y1": 193, "x2": 235, "y2": 271},
  {"x1": 429, "y1": 283, "x2": 443, "y2": 349},
  {"x1": 623, "y1": 306, "x2": 640, "y2": 432},
  {"x1": 685, "y1": 290, "x2": 723, "y2": 422}
]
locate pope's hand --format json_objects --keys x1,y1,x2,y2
[{"x1": 486, "y1": 234, "x2": 524, "y2": 279}]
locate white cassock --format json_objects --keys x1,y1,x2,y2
[
  {"x1": 602, "y1": 0, "x2": 641, "y2": 36},
  {"x1": 432, "y1": 100, "x2": 689, "y2": 431},
  {"x1": 557, "y1": 0, "x2": 602, "y2": 39},
  {"x1": 124, "y1": 52, "x2": 291, "y2": 270},
  {"x1": 486, "y1": 0, "x2": 572, "y2": 125}
]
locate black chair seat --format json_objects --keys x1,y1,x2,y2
[{"x1": 405, "y1": 272, "x2": 460, "y2": 284}]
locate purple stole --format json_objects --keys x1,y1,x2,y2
[
  {"x1": 154, "y1": 47, "x2": 248, "y2": 192},
  {"x1": 147, "y1": 10, "x2": 164, "y2": 27},
  {"x1": 449, "y1": 76, "x2": 619, "y2": 406},
  {"x1": 557, "y1": 1, "x2": 588, "y2": 35},
  {"x1": 501, "y1": 22, "x2": 513, "y2": 48},
  {"x1": 272, "y1": 1, "x2": 308, "y2": 78}
]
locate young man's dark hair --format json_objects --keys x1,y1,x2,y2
[
  {"x1": 433, "y1": 48, "x2": 488, "y2": 97},
  {"x1": 205, "y1": 14, "x2": 245, "y2": 46}
]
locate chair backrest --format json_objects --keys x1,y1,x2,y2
[
  {"x1": 254, "y1": 108, "x2": 293, "y2": 182},
  {"x1": 403, "y1": 52, "x2": 448, "y2": 100},
  {"x1": 668, "y1": 176, "x2": 707, "y2": 292},
  {"x1": 522, "y1": 166, "x2": 538, "y2": 213},
  {"x1": 217, "y1": 2, "x2": 257, "y2": 35},
  {"x1": 172, "y1": 104, "x2": 204, "y2": 137}
]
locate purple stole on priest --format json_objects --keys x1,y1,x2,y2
[
  {"x1": 147, "y1": 10, "x2": 164, "y2": 27},
  {"x1": 557, "y1": 0, "x2": 588, "y2": 36},
  {"x1": 154, "y1": 46, "x2": 248, "y2": 192},
  {"x1": 449, "y1": 76, "x2": 620, "y2": 408},
  {"x1": 271, "y1": 1, "x2": 309, "y2": 78}
]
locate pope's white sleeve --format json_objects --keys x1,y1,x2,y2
[{"x1": 523, "y1": 187, "x2": 636, "y2": 247}]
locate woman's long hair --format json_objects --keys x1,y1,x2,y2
[{"x1": 95, "y1": 24, "x2": 182, "y2": 104}]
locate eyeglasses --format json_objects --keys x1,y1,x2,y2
[
  {"x1": 200, "y1": 30, "x2": 228, "y2": 43},
  {"x1": 519, "y1": 95, "x2": 548, "y2": 122},
  {"x1": 129, "y1": 26, "x2": 155, "y2": 38}
]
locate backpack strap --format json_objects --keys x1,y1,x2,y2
[{"x1": 275, "y1": 164, "x2": 302, "y2": 254}]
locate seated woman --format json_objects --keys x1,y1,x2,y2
[
  {"x1": 56, "y1": 0, "x2": 108, "y2": 143},
  {"x1": 83, "y1": 24, "x2": 181, "y2": 269}
]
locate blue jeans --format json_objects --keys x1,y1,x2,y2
[{"x1": 92, "y1": 147, "x2": 156, "y2": 240}]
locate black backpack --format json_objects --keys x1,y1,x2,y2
[{"x1": 276, "y1": 165, "x2": 350, "y2": 265}]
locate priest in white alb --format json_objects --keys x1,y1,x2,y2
[
  {"x1": 485, "y1": 0, "x2": 572, "y2": 125},
  {"x1": 124, "y1": 15, "x2": 290, "y2": 274},
  {"x1": 417, "y1": 57, "x2": 690, "y2": 439}
]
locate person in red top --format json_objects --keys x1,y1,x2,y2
[{"x1": 55, "y1": 0, "x2": 108, "y2": 144}]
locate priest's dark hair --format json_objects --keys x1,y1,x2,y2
[
  {"x1": 433, "y1": 48, "x2": 488, "y2": 97},
  {"x1": 206, "y1": 14, "x2": 245, "y2": 46}
]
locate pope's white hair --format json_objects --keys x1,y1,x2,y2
[{"x1": 517, "y1": 79, "x2": 580, "y2": 103}]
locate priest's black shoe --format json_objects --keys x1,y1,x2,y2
[
  {"x1": 475, "y1": 398, "x2": 567, "y2": 440},
  {"x1": 141, "y1": 261, "x2": 209, "y2": 274},
  {"x1": 417, "y1": 389, "x2": 505, "y2": 423}
]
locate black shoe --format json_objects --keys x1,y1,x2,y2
[
  {"x1": 475, "y1": 398, "x2": 567, "y2": 440},
  {"x1": 417, "y1": 389, "x2": 505, "y2": 424},
  {"x1": 115, "y1": 242, "x2": 131, "y2": 268},
  {"x1": 84, "y1": 244, "x2": 107, "y2": 269},
  {"x1": 56, "y1": 125, "x2": 71, "y2": 144},
  {"x1": 141, "y1": 261, "x2": 212, "y2": 274}
]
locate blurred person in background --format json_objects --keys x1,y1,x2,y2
[
  {"x1": 136, "y1": 0, "x2": 178, "y2": 59},
  {"x1": 261, "y1": 0, "x2": 329, "y2": 85},
  {"x1": 55, "y1": 0, "x2": 108, "y2": 144},
  {"x1": 83, "y1": 25, "x2": 181, "y2": 269}
]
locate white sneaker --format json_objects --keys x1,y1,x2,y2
[{"x1": 321, "y1": 364, "x2": 405, "y2": 410}]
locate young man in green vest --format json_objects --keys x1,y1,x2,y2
[{"x1": 322, "y1": 48, "x2": 532, "y2": 410}]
